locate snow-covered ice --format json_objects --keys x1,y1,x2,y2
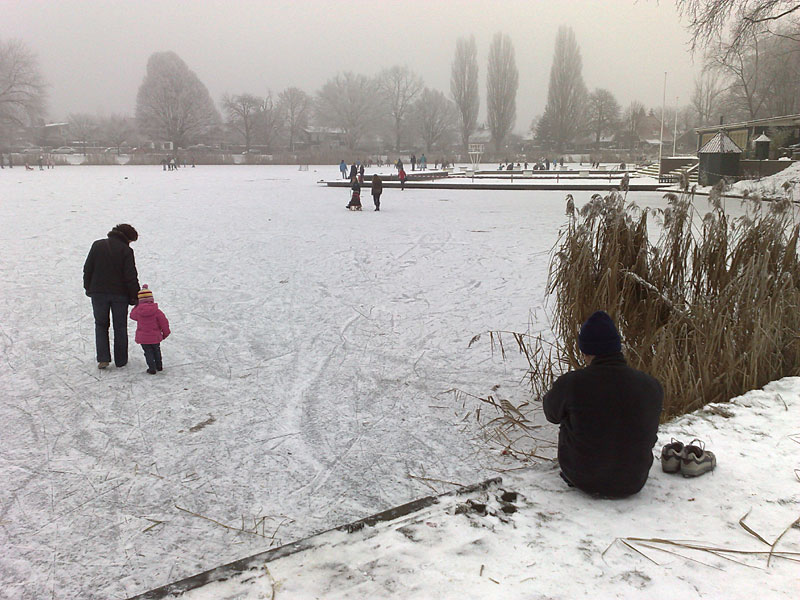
[
  {"x1": 0, "y1": 165, "x2": 796, "y2": 599},
  {"x1": 170, "y1": 379, "x2": 800, "y2": 600}
]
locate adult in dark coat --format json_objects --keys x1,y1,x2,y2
[
  {"x1": 543, "y1": 311, "x2": 663, "y2": 498},
  {"x1": 371, "y1": 174, "x2": 383, "y2": 211},
  {"x1": 349, "y1": 163, "x2": 357, "y2": 180},
  {"x1": 83, "y1": 224, "x2": 140, "y2": 368}
]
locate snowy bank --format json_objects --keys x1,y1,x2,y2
[{"x1": 137, "y1": 378, "x2": 800, "y2": 600}]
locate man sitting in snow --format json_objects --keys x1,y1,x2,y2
[{"x1": 543, "y1": 311, "x2": 663, "y2": 498}]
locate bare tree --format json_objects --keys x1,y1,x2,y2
[
  {"x1": 709, "y1": 31, "x2": 773, "y2": 120},
  {"x1": 413, "y1": 88, "x2": 457, "y2": 153},
  {"x1": 450, "y1": 35, "x2": 479, "y2": 153},
  {"x1": 760, "y1": 29, "x2": 800, "y2": 115},
  {"x1": 0, "y1": 39, "x2": 46, "y2": 135},
  {"x1": 222, "y1": 93, "x2": 263, "y2": 151},
  {"x1": 677, "y1": 0, "x2": 800, "y2": 55},
  {"x1": 376, "y1": 66, "x2": 423, "y2": 151},
  {"x1": 68, "y1": 113, "x2": 98, "y2": 155},
  {"x1": 538, "y1": 26, "x2": 587, "y2": 151},
  {"x1": 315, "y1": 72, "x2": 380, "y2": 150},
  {"x1": 622, "y1": 101, "x2": 647, "y2": 143},
  {"x1": 586, "y1": 88, "x2": 620, "y2": 147},
  {"x1": 101, "y1": 114, "x2": 133, "y2": 153},
  {"x1": 256, "y1": 92, "x2": 281, "y2": 152},
  {"x1": 690, "y1": 68, "x2": 724, "y2": 125},
  {"x1": 486, "y1": 32, "x2": 519, "y2": 152},
  {"x1": 278, "y1": 87, "x2": 311, "y2": 152},
  {"x1": 135, "y1": 51, "x2": 220, "y2": 149}
]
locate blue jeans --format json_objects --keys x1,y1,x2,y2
[
  {"x1": 142, "y1": 344, "x2": 162, "y2": 371},
  {"x1": 91, "y1": 293, "x2": 130, "y2": 365}
]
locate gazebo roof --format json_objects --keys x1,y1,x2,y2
[
  {"x1": 754, "y1": 133, "x2": 771, "y2": 142},
  {"x1": 699, "y1": 132, "x2": 743, "y2": 154}
]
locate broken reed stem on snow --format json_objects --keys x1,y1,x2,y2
[
  {"x1": 175, "y1": 504, "x2": 292, "y2": 543},
  {"x1": 606, "y1": 531, "x2": 800, "y2": 570}
]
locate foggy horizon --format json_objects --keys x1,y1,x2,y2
[{"x1": 4, "y1": 0, "x2": 700, "y2": 132}]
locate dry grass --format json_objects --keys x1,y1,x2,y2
[{"x1": 491, "y1": 189, "x2": 800, "y2": 420}]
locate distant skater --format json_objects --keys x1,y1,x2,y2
[
  {"x1": 339, "y1": 159, "x2": 348, "y2": 179},
  {"x1": 346, "y1": 176, "x2": 362, "y2": 210},
  {"x1": 411, "y1": 154, "x2": 416, "y2": 171},
  {"x1": 371, "y1": 174, "x2": 382, "y2": 211},
  {"x1": 349, "y1": 162, "x2": 357, "y2": 180},
  {"x1": 398, "y1": 167, "x2": 406, "y2": 191},
  {"x1": 358, "y1": 162, "x2": 365, "y2": 184},
  {"x1": 130, "y1": 285, "x2": 170, "y2": 374}
]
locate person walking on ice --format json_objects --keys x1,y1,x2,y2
[
  {"x1": 83, "y1": 224, "x2": 140, "y2": 369},
  {"x1": 130, "y1": 285, "x2": 170, "y2": 374},
  {"x1": 339, "y1": 159, "x2": 347, "y2": 179},
  {"x1": 371, "y1": 173, "x2": 382, "y2": 211}
]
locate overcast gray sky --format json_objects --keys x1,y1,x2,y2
[{"x1": 3, "y1": 0, "x2": 700, "y2": 131}]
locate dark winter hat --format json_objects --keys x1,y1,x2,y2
[
  {"x1": 112, "y1": 223, "x2": 138, "y2": 242},
  {"x1": 578, "y1": 311, "x2": 622, "y2": 356},
  {"x1": 137, "y1": 284, "x2": 154, "y2": 303}
]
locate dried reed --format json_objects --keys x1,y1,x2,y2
[{"x1": 491, "y1": 189, "x2": 800, "y2": 420}]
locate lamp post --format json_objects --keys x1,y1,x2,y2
[
  {"x1": 658, "y1": 72, "x2": 667, "y2": 179},
  {"x1": 673, "y1": 96, "x2": 679, "y2": 156}
]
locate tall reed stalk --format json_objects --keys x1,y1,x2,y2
[{"x1": 513, "y1": 189, "x2": 800, "y2": 419}]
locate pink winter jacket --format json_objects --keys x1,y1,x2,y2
[{"x1": 130, "y1": 302, "x2": 170, "y2": 344}]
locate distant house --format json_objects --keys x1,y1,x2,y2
[
  {"x1": 41, "y1": 122, "x2": 69, "y2": 147},
  {"x1": 301, "y1": 126, "x2": 345, "y2": 149}
]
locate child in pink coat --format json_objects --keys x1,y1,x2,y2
[{"x1": 130, "y1": 284, "x2": 170, "y2": 374}]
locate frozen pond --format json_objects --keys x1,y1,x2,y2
[{"x1": 0, "y1": 165, "x2": 705, "y2": 598}]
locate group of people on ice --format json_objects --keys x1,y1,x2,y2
[
  {"x1": 81, "y1": 221, "x2": 715, "y2": 500},
  {"x1": 346, "y1": 172, "x2": 383, "y2": 211},
  {"x1": 84, "y1": 224, "x2": 170, "y2": 375}
]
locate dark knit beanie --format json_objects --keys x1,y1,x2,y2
[
  {"x1": 112, "y1": 223, "x2": 138, "y2": 242},
  {"x1": 578, "y1": 311, "x2": 622, "y2": 355}
]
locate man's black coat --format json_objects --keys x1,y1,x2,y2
[
  {"x1": 83, "y1": 230, "x2": 140, "y2": 304},
  {"x1": 543, "y1": 352, "x2": 663, "y2": 498}
]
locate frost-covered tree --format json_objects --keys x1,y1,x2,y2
[
  {"x1": 315, "y1": 72, "x2": 380, "y2": 150},
  {"x1": 450, "y1": 35, "x2": 479, "y2": 153},
  {"x1": 690, "y1": 69, "x2": 723, "y2": 126},
  {"x1": 135, "y1": 51, "x2": 220, "y2": 148},
  {"x1": 277, "y1": 87, "x2": 310, "y2": 152},
  {"x1": 537, "y1": 26, "x2": 587, "y2": 151},
  {"x1": 677, "y1": 0, "x2": 800, "y2": 54},
  {"x1": 68, "y1": 113, "x2": 98, "y2": 154},
  {"x1": 413, "y1": 88, "x2": 457, "y2": 153},
  {"x1": 222, "y1": 93, "x2": 263, "y2": 151},
  {"x1": 101, "y1": 115, "x2": 133, "y2": 154},
  {"x1": 586, "y1": 88, "x2": 620, "y2": 146},
  {"x1": 486, "y1": 32, "x2": 519, "y2": 152},
  {"x1": 377, "y1": 66, "x2": 423, "y2": 151},
  {"x1": 620, "y1": 101, "x2": 646, "y2": 148},
  {"x1": 0, "y1": 39, "x2": 46, "y2": 134},
  {"x1": 256, "y1": 92, "x2": 281, "y2": 152}
]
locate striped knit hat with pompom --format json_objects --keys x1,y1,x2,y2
[{"x1": 138, "y1": 285, "x2": 154, "y2": 302}]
